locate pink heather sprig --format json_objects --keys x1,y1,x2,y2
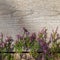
[
  {"x1": 38, "y1": 38, "x2": 49, "y2": 54},
  {"x1": 5, "y1": 36, "x2": 13, "y2": 42},
  {"x1": 49, "y1": 27, "x2": 60, "y2": 43},
  {"x1": 23, "y1": 27, "x2": 30, "y2": 36},
  {"x1": 16, "y1": 34, "x2": 23, "y2": 40},
  {"x1": 37, "y1": 28, "x2": 51, "y2": 55},
  {"x1": 38, "y1": 28, "x2": 47, "y2": 41},
  {"x1": 30, "y1": 33, "x2": 36, "y2": 42},
  {"x1": 5, "y1": 36, "x2": 14, "y2": 52},
  {"x1": 0, "y1": 42, "x2": 5, "y2": 48}
]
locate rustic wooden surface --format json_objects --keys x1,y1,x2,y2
[{"x1": 0, "y1": 0, "x2": 60, "y2": 39}]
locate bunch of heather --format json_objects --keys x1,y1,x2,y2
[
  {"x1": 14, "y1": 34, "x2": 24, "y2": 53},
  {"x1": 0, "y1": 33, "x2": 14, "y2": 60},
  {"x1": 37, "y1": 28, "x2": 52, "y2": 60},
  {"x1": 23, "y1": 28, "x2": 40, "y2": 58},
  {"x1": 14, "y1": 27, "x2": 40, "y2": 59},
  {"x1": 14, "y1": 27, "x2": 30, "y2": 53},
  {"x1": 4, "y1": 36, "x2": 14, "y2": 60},
  {"x1": 30, "y1": 33, "x2": 40, "y2": 58},
  {"x1": 5, "y1": 36, "x2": 14, "y2": 52},
  {"x1": 0, "y1": 27, "x2": 59, "y2": 60},
  {"x1": 38, "y1": 28, "x2": 47, "y2": 41},
  {"x1": 0, "y1": 33, "x2": 6, "y2": 52},
  {"x1": 50, "y1": 27, "x2": 60, "y2": 60}
]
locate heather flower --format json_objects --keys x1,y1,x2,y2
[
  {"x1": 38, "y1": 38, "x2": 49, "y2": 54},
  {"x1": 16, "y1": 34, "x2": 23, "y2": 40},
  {"x1": 23, "y1": 27, "x2": 28, "y2": 32},
  {"x1": 5, "y1": 36, "x2": 14, "y2": 52},
  {"x1": 43, "y1": 29, "x2": 47, "y2": 40},
  {"x1": 42, "y1": 45, "x2": 49, "y2": 54},
  {"x1": 38, "y1": 28, "x2": 47, "y2": 41},
  {"x1": 5, "y1": 36, "x2": 13, "y2": 43},
  {"x1": 30, "y1": 33, "x2": 36, "y2": 41},
  {"x1": 50, "y1": 27, "x2": 60, "y2": 43},
  {"x1": 23, "y1": 27, "x2": 29, "y2": 36},
  {"x1": 0, "y1": 42, "x2": 5, "y2": 48},
  {"x1": 52, "y1": 27, "x2": 58, "y2": 40},
  {"x1": 55, "y1": 33, "x2": 60, "y2": 41}
]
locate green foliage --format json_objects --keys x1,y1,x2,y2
[
  {"x1": 30, "y1": 40, "x2": 40, "y2": 58},
  {"x1": 24, "y1": 37, "x2": 31, "y2": 48},
  {"x1": 14, "y1": 40, "x2": 24, "y2": 53},
  {"x1": 45, "y1": 54, "x2": 54, "y2": 60}
]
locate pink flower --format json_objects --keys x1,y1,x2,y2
[
  {"x1": 16, "y1": 34, "x2": 23, "y2": 40},
  {"x1": 30, "y1": 33, "x2": 36, "y2": 41},
  {"x1": 5, "y1": 36, "x2": 12, "y2": 42},
  {"x1": 23, "y1": 27, "x2": 30, "y2": 36},
  {"x1": 38, "y1": 38, "x2": 49, "y2": 54},
  {"x1": 0, "y1": 42, "x2": 5, "y2": 48},
  {"x1": 23, "y1": 27, "x2": 28, "y2": 32},
  {"x1": 5, "y1": 36, "x2": 13, "y2": 45}
]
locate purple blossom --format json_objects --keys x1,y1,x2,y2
[
  {"x1": 23, "y1": 27, "x2": 30, "y2": 36},
  {"x1": 5, "y1": 36, "x2": 13, "y2": 43},
  {"x1": 30, "y1": 33, "x2": 36, "y2": 41},
  {"x1": 43, "y1": 29, "x2": 47, "y2": 40},
  {"x1": 0, "y1": 42, "x2": 5, "y2": 48},
  {"x1": 49, "y1": 27, "x2": 60, "y2": 42},
  {"x1": 16, "y1": 34, "x2": 23, "y2": 40},
  {"x1": 23, "y1": 27, "x2": 28, "y2": 32},
  {"x1": 38, "y1": 28, "x2": 47, "y2": 41},
  {"x1": 38, "y1": 38, "x2": 49, "y2": 54}
]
